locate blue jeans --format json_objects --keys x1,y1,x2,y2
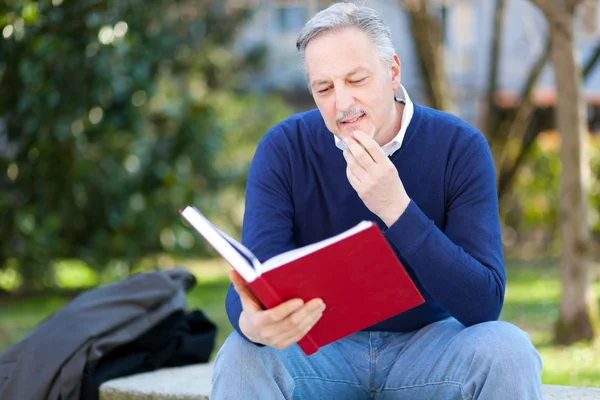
[{"x1": 211, "y1": 318, "x2": 543, "y2": 399}]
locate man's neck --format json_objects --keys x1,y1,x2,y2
[{"x1": 375, "y1": 100, "x2": 405, "y2": 147}]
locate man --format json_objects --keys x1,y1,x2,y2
[{"x1": 211, "y1": 2, "x2": 543, "y2": 399}]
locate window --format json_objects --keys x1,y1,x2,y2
[
  {"x1": 444, "y1": 1, "x2": 474, "y2": 78},
  {"x1": 273, "y1": 0, "x2": 335, "y2": 34},
  {"x1": 276, "y1": 6, "x2": 307, "y2": 33}
]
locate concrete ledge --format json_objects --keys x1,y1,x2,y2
[
  {"x1": 99, "y1": 364, "x2": 212, "y2": 400},
  {"x1": 99, "y1": 363, "x2": 600, "y2": 400},
  {"x1": 543, "y1": 384, "x2": 600, "y2": 400}
]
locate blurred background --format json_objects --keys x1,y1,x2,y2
[{"x1": 1, "y1": 0, "x2": 600, "y2": 387}]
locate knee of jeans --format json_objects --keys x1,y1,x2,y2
[
  {"x1": 214, "y1": 331, "x2": 266, "y2": 370},
  {"x1": 460, "y1": 321, "x2": 542, "y2": 372}
]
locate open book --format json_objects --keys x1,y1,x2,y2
[{"x1": 180, "y1": 205, "x2": 424, "y2": 355}]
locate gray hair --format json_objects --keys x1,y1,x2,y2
[{"x1": 296, "y1": 2, "x2": 396, "y2": 68}]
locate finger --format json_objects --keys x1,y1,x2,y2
[
  {"x1": 258, "y1": 297, "x2": 306, "y2": 325},
  {"x1": 290, "y1": 300, "x2": 325, "y2": 333},
  {"x1": 293, "y1": 307, "x2": 324, "y2": 340},
  {"x1": 282, "y1": 298, "x2": 324, "y2": 329},
  {"x1": 229, "y1": 270, "x2": 262, "y2": 311},
  {"x1": 344, "y1": 135, "x2": 377, "y2": 171},
  {"x1": 352, "y1": 130, "x2": 386, "y2": 163},
  {"x1": 273, "y1": 308, "x2": 324, "y2": 349},
  {"x1": 267, "y1": 299, "x2": 324, "y2": 343},
  {"x1": 346, "y1": 166, "x2": 361, "y2": 190},
  {"x1": 343, "y1": 149, "x2": 368, "y2": 182}
]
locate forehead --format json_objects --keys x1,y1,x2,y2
[{"x1": 304, "y1": 27, "x2": 380, "y2": 81}]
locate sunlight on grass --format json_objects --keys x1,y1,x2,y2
[
  {"x1": 504, "y1": 279, "x2": 560, "y2": 303},
  {"x1": 538, "y1": 341, "x2": 600, "y2": 387}
]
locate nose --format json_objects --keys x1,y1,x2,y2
[{"x1": 334, "y1": 85, "x2": 354, "y2": 112}]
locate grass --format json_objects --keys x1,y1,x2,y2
[
  {"x1": 1, "y1": 257, "x2": 599, "y2": 387},
  {"x1": 500, "y1": 258, "x2": 600, "y2": 387}
]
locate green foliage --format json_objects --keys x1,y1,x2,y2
[
  {"x1": 0, "y1": 0, "x2": 290, "y2": 289},
  {"x1": 500, "y1": 134, "x2": 600, "y2": 255}
]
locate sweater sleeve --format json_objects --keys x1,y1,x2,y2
[
  {"x1": 384, "y1": 136, "x2": 505, "y2": 326},
  {"x1": 225, "y1": 129, "x2": 296, "y2": 343}
]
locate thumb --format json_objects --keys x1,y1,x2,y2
[{"x1": 229, "y1": 270, "x2": 263, "y2": 311}]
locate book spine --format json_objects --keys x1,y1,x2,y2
[
  {"x1": 247, "y1": 277, "x2": 283, "y2": 309},
  {"x1": 297, "y1": 334, "x2": 319, "y2": 356}
]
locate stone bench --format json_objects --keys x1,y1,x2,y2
[{"x1": 99, "y1": 363, "x2": 600, "y2": 400}]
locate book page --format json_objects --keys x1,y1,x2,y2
[
  {"x1": 217, "y1": 227, "x2": 262, "y2": 270},
  {"x1": 258, "y1": 220, "x2": 373, "y2": 274},
  {"x1": 181, "y1": 207, "x2": 259, "y2": 282}
]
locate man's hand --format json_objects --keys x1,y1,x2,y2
[
  {"x1": 343, "y1": 130, "x2": 410, "y2": 227},
  {"x1": 230, "y1": 270, "x2": 326, "y2": 350}
]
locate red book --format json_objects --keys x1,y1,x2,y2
[{"x1": 180, "y1": 206, "x2": 424, "y2": 356}]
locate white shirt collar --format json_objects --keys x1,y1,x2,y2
[{"x1": 334, "y1": 84, "x2": 414, "y2": 157}]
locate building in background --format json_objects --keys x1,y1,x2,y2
[{"x1": 233, "y1": 0, "x2": 600, "y2": 129}]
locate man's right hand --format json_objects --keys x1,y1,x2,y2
[{"x1": 229, "y1": 270, "x2": 326, "y2": 350}]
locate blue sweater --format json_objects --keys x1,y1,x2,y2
[{"x1": 226, "y1": 104, "x2": 505, "y2": 340}]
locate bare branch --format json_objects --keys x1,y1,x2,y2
[
  {"x1": 485, "y1": 0, "x2": 506, "y2": 139},
  {"x1": 583, "y1": 41, "x2": 600, "y2": 78},
  {"x1": 497, "y1": 35, "x2": 552, "y2": 200}
]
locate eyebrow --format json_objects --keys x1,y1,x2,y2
[{"x1": 310, "y1": 67, "x2": 370, "y2": 89}]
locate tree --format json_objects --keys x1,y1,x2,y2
[
  {"x1": 0, "y1": 0, "x2": 289, "y2": 291},
  {"x1": 398, "y1": 0, "x2": 550, "y2": 200},
  {"x1": 398, "y1": 0, "x2": 600, "y2": 344},
  {"x1": 400, "y1": 0, "x2": 456, "y2": 113},
  {"x1": 397, "y1": 0, "x2": 600, "y2": 205},
  {"x1": 528, "y1": 0, "x2": 599, "y2": 345},
  {"x1": 495, "y1": 33, "x2": 600, "y2": 202}
]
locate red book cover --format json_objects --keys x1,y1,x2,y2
[
  {"x1": 180, "y1": 206, "x2": 424, "y2": 356},
  {"x1": 247, "y1": 224, "x2": 424, "y2": 355}
]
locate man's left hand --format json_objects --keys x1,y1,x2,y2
[{"x1": 343, "y1": 130, "x2": 410, "y2": 227}]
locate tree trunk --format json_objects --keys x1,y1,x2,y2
[
  {"x1": 402, "y1": 0, "x2": 456, "y2": 113},
  {"x1": 544, "y1": 2, "x2": 599, "y2": 345},
  {"x1": 485, "y1": 0, "x2": 505, "y2": 139}
]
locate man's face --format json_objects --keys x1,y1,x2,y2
[{"x1": 304, "y1": 26, "x2": 401, "y2": 144}]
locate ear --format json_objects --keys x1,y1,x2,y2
[{"x1": 391, "y1": 55, "x2": 401, "y2": 91}]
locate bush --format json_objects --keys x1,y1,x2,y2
[
  {"x1": 0, "y1": 0, "x2": 290, "y2": 290},
  {"x1": 500, "y1": 132, "x2": 600, "y2": 256}
]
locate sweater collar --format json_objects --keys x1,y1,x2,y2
[{"x1": 334, "y1": 84, "x2": 414, "y2": 157}]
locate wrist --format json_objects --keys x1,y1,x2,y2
[{"x1": 382, "y1": 197, "x2": 410, "y2": 227}]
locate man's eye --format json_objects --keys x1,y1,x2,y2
[
  {"x1": 318, "y1": 88, "x2": 330, "y2": 94},
  {"x1": 352, "y1": 78, "x2": 367, "y2": 84}
]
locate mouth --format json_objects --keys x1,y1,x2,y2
[{"x1": 339, "y1": 113, "x2": 366, "y2": 127}]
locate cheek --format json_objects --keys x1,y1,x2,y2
[
  {"x1": 364, "y1": 85, "x2": 389, "y2": 119},
  {"x1": 315, "y1": 97, "x2": 338, "y2": 128}
]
